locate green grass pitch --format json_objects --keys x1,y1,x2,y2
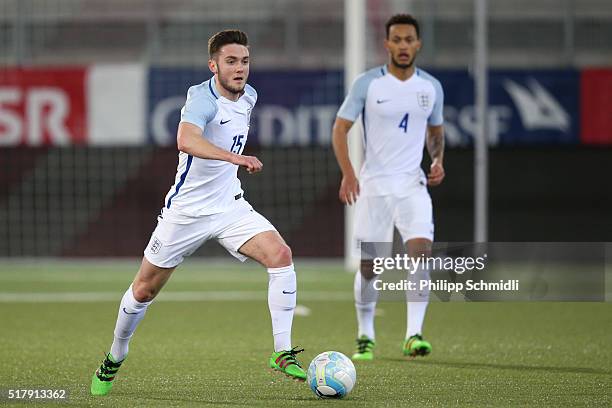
[{"x1": 0, "y1": 260, "x2": 610, "y2": 407}]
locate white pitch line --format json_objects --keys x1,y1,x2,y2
[{"x1": 0, "y1": 291, "x2": 353, "y2": 303}]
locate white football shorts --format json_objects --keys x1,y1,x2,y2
[
  {"x1": 144, "y1": 198, "x2": 276, "y2": 268},
  {"x1": 352, "y1": 182, "x2": 434, "y2": 259}
]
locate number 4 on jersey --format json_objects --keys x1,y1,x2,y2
[{"x1": 399, "y1": 113, "x2": 409, "y2": 133}]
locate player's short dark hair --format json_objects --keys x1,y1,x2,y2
[
  {"x1": 385, "y1": 14, "x2": 420, "y2": 39},
  {"x1": 208, "y1": 30, "x2": 249, "y2": 58}
]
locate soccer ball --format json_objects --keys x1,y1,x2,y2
[{"x1": 307, "y1": 351, "x2": 356, "y2": 399}]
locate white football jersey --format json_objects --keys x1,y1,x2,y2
[
  {"x1": 337, "y1": 65, "x2": 444, "y2": 196},
  {"x1": 163, "y1": 78, "x2": 256, "y2": 218}
]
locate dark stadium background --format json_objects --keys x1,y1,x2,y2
[{"x1": 0, "y1": 2, "x2": 610, "y2": 259}]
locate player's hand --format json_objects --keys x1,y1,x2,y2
[
  {"x1": 428, "y1": 160, "x2": 445, "y2": 186},
  {"x1": 233, "y1": 155, "x2": 263, "y2": 174},
  {"x1": 339, "y1": 174, "x2": 360, "y2": 205}
]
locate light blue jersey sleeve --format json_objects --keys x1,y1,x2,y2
[
  {"x1": 180, "y1": 82, "x2": 219, "y2": 130},
  {"x1": 418, "y1": 69, "x2": 444, "y2": 126},
  {"x1": 244, "y1": 84, "x2": 258, "y2": 107},
  {"x1": 337, "y1": 67, "x2": 382, "y2": 122}
]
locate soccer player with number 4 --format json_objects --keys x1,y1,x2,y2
[
  {"x1": 91, "y1": 30, "x2": 306, "y2": 396},
  {"x1": 332, "y1": 14, "x2": 446, "y2": 361}
]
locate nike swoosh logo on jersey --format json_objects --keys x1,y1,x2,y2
[
  {"x1": 282, "y1": 290, "x2": 296, "y2": 294},
  {"x1": 376, "y1": 99, "x2": 390, "y2": 104},
  {"x1": 122, "y1": 307, "x2": 139, "y2": 315},
  {"x1": 220, "y1": 119, "x2": 231, "y2": 125}
]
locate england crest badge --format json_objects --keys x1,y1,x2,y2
[{"x1": 417, "y1": 92, "x2": 430, "y2": 110}]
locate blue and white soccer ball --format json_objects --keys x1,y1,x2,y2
[{"x1": 307, "y1": 351, "x2": 356, "y2": 399}]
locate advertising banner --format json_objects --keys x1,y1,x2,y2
[
  {"x1": 441, "y1": 69, "x2": 579, "y2": 146},
  {"x1": 0, "y1": 68, "x2": 87, "y2": 146},
  {"x1": 2, "y1": 66, "x2": 600, "y2": 147},
  {"x1": 148, "y1": 68, "x2": 581, "y2": 147}
]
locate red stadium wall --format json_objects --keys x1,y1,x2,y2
[{"x1": 580, "y1": 69, "x2": 612, "y2": 145}]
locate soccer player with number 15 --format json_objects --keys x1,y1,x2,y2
[{"x1": 90, "y1": 30, "x2": 306, "y2": 397}]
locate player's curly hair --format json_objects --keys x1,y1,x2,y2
[
  {"x1": 208, "y1": 30, "x2": 249, "y2": 58},
  {"x1": 385, "y1": 14, "x2": 420, "y2": 39}
]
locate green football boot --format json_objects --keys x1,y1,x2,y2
[
  {"x1": 352, "y1": 335, "x2": 376, "y2": 361},
  {"x1": 90, "y1": 353, "x2": 125, "y2": 396},
  {"x1": 269, "y1": 347, "x2": 307, "y2": 381},
  {"x1": 403, "y1": 334, "x2": 432, "y2": 357}
]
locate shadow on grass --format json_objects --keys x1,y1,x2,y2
[
  {"x1": 134, "y1": 395, "x2": 255, "y2": 406},
  {"x1": 140, "y1": 395, "x2": 350, "y2": 406},
  {"x1": 381, "y1": 357, "x2": 612, "y2": 376}
]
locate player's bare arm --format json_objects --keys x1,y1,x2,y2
[
  {"x1": 177, "y1": 122, "x2": 263, "y2": 174},
  {"x1": 426, "y1": 124, "x2": 445, "y2": 186},
  {"x1": 332, "y1": 117, "x2": 360, "y2": 205}
]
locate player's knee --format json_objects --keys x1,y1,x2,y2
[
  {"x1": 360, "y1": 260, "x2": 376, "y2": 280},
  {"x1": 132, "y1": 282, "x2": 159, "y2": 303},
  {"x1": 407, "y1": 238, "x2": 432, "y2": 259},
  {"x1": 275, "y1": 243, "x2": 293, "y2": 266},
  {"x1": 267, "y1": 243, "x2": 293, "y2": 268}
]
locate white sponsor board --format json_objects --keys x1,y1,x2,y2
[{"x1": 87, "y1": 64, "x2": 146, "y2": 145}]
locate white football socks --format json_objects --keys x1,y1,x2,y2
[
  {"x1": 406, "y1": 266, "x2": 430, "y2": 339},
  {"x1": 267, "y1": 264, "x2": 296, "y2": 352},
  {"x1": 354, "y1": 269, "x2": 379, "y2": 340},
  {"x1": 110, "y1": 284, "x2": 151, "y2": 361}
]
